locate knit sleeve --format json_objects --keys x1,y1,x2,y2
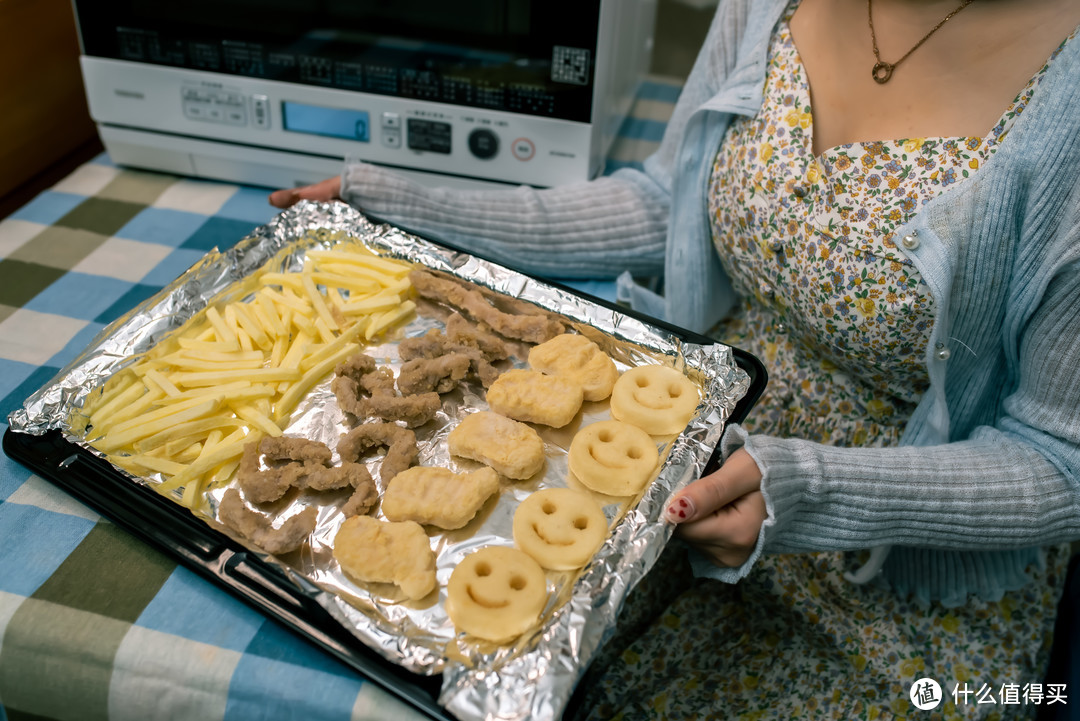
[{"x1": 339, "y1": 164, "x2": 669, "y2": 280}]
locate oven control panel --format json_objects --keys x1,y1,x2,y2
[{"x1": 85, "y1": 59, "x2": 597, "y2": 187}]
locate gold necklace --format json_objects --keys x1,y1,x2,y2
[{"x1": 867, "y1": 0, "x2": 976, "y2": 83}]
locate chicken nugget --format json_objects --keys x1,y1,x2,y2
[
  {"x1": 447, "y1": 411, "x2": 545, "y2": 480},
  {"x1": 486, "y1": 369, "x2": 583, "y2": 428},
  {"x1": 382, "y1": 466, "x2": 500, "y2": 530},
  {"x1": 333, "y1": 516, "x2": 437, "y2": 600},
  {"x1": 528, "y1": 333, "x2": 619, "y2": 402}
]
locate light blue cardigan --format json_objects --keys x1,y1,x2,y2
[{"x1": 342, "y1": 0, "x2": 1080, "y2": 605}]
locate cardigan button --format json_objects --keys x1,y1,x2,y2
[
  {"x1": 935, "y1": 346, "x2": 951, "y2": 361},
  {"x1": 901, "y1": 232, "x2": 920, "y2": 250},
  {"x1": 793, "y1": 184, "x2": 808, "y2": 199}
]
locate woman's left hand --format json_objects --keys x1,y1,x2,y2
[
  {"x1": 663, "y1": 448, "x2": 766, "y2": 568},
  {"x1": 268, "y1": 176, "x2": 342, "y2": 209}
]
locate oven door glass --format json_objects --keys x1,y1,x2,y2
[{"x1": 72, "y1": 0, "x2": 600, "y2": 122}]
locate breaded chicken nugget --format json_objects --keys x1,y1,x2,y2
[
  {"x1": 486, "y1": 369, "x2": 583, "y2": 428},
  {"x1": 381, "y1": 466, "x2": 500, "y2": 530},
  {"x1": 333, "y1": 516, "x2": 437, "y2": 600},
  {"x1": 447, "y1": 411, "x2": 545, "y2": 480}
]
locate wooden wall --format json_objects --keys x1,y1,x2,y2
[{"x1": 0, "y1": 0, "x2": 99, "y2": 210}]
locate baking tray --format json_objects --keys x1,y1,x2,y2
[{"x1": 3, "y1": 212, "x2": 766, "y2": 721}]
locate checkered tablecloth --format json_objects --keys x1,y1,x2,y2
[{"x1": 0, "y1": 78, "x2": 681, "y2": 721}]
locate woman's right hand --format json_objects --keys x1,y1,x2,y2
[{"x1": 268, "y1": 176, "x2": 342, "y2": 209}]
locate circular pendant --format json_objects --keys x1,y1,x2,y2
[{"x1": 872, "y1": 61, "x2": 894, "y2": 84}]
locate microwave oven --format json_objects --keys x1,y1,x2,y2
[{"x1": 72, "y1": 0, "x2": 658, "y2": 191}]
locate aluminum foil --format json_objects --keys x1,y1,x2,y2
[{"x1": 8, "y1": 201, "x2": 752, "y2": 721}]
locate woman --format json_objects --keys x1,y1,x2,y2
[{"x1": 272, "y1": 0, "x2": 1080, "y2": 716}]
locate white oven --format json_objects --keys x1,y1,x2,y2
[{"x1": 72, "y1": 0, "x2": 657, "y2": 190}]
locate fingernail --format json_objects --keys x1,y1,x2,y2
[{"x1": 663, "y1": 495, "x2": 695, "y2": 523}]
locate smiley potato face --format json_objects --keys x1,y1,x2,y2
[
  {"x1": 513, "y1": 487, "x2": 609, "y2": 571},
  {"x1": 567, "y1": 420, "x2": 660, "y2": 497},
  {"x1": 445, "y1": 545, "x2": 549, "y2": 642},
  {"x1": 609, "y1": 365, "x2": 700, "y2": 435}
]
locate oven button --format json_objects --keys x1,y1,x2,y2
[
  {"x1": 382, "y1": 129, "x2": 402, "y2": 148},
  {"x1": 381, "y1": 112, "x2": 401, "y2": 130},
  {"x1": 252, "y1": 94, "x2": 270, "y2": 129},
  {"x1": 468, "y1": 128, "x2": 499, "y2": 160},
  {"x1": 512, "y1": 137, "x2": 536, "y2": 161}
]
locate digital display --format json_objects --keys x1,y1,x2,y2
[{"x1": 282, "y1": 101, "x2": 370, "y2": 141}]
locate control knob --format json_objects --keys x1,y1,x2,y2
[{"x1": 468, "y1": 128, "x2": 499, "y2": 160}]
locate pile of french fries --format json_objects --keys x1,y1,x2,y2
[{"x1": 77, "y1": 241, "x2": 416, "y2": 508}]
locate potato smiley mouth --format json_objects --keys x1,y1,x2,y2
[{"x1": 466, "y1": 585, "x2": 511, "y2": 609}]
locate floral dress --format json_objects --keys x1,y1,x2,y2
[{"x1": 570, "y1": 4, "x2": 1073, "y2": 720}]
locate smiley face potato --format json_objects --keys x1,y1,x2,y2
[
  {"x1": 609, "y1": 365, "x2": 701, "y2": 436},
  {"x1": 445, "y1": 545, "x2": 549, "y2": 642},
  {"x1": 513, "y1": 487, "x2": 609, "y2": 571},
  {"x1": 567, "y1": 420, "x2": 660, "y2": 497}
]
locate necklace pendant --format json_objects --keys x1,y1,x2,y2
[{"x1": 872, "y1": 61, "x2": 894, "y2": 84}]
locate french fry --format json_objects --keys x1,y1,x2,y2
[
  {"x1": 156, "y1": 436, "x2": 252, "y2": 493},
  {"x1": 205, "y1": 306, "x2": 236, "y2": 346},
  {"x1": 177, "y1": 337, "x2": 240, "y2": 353},
  {"x1": 143, "y1": 368, "x2": 181, "y2": 397},
  {"x1": 302, "y1": 273, "x2": 339, "y2": 332},
  {"x1": 169, "y1": 367, "x2": 301, "y2": 387},
  {"x1": 366, "y1": 300, "x2": 416, "y2": 339},
  {"x1": 99, "y1": 398, "x2": 222, "y2": 451}
]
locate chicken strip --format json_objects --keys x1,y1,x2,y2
[
  {"x1": 337, "y1": 423, "x2": 419, "y2": 484},
  {"x1": 409, "y1": 270, "x2": 564, "y2": 344},
  {"x1": 396, "y1": 353, "x2": 471, "y2": 395},
  {"x1": 218, "y1": 488, "x2": 317, "y2": 555}
]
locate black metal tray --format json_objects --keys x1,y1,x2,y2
[{"x1": 3, "y1": 228, "x2": 766, "y2": 721}]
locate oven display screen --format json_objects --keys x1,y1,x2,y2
[
  {"x1": 73, "y1": 0, "x2": 600, "y2": 122},
  {"x1": 282, "y1": 102, "x2": 370, "y2": 142}
]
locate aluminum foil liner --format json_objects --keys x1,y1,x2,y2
[{"x1": 8, "y1": 201, "x2": 752, "y2": 721}]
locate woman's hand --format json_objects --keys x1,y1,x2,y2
[
  {"x1": 268, "y1": 176, "x2": 342, "y2": 209},
  {"x1": 663, "y1": 448, "x2": 766, "y2": 568}
]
